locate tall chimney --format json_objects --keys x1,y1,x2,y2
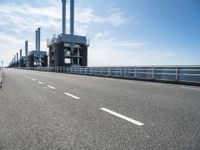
[
  {"x1": 70, "y1": 0, "x2": 74, "y2": 35},
  {"x1": 38, "y1": 28, "x2": 40, "y2": 51},
  {"x1": 20, "y1": 49, "x2": 22, "y2": 58},
  {"x1": 62, "y1": 0, "x2": 66, "y2": 34},
  {"x1": 14, "y1": 55, "x2": 15, "y2": 66},
  {"x1": 16, "y1": 53, "x2": 18, "y2": 67},
  {"x1": 36, "y1": 30, "x2": 38, "y2": 51},
  {"x1": 25, "y1": 41, "x2": 28, "y2": 56}
]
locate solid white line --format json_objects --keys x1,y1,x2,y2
[
  {"x1": 181, "y1": 86, "x2": 200, "y2": 91},
  {"x1": 64, "y1": 92, "x2": 80, "y2": 99},
  {"x1": 32, "y1": 78, "x2": 36, "y2": 81},
  {"x1": 100, "y1": 108, "x2": 144, "y2": 126},
  {"x1": 38, "y1": 81, "x2": 43, "y2": 85},
  {"x1": 47, "y1": 85, "x2": 56, "y2": 90}
]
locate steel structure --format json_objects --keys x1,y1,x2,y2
[
  {"x1": 19, "y1": 65, "x2": 200, "y2": 86},
  {"x1": 47, "y1": 0, "x2": 89, "y2": 67},
  {"x1": 9, "y1": 28, "x2": 47, "y2": 67}
]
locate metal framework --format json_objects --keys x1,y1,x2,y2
[
  {"x1": 18, "y1": 65, "x2": 200, "y2": 85},
  {"x1": 47, "y1": 0, "x2": 89, "y2": 67}
]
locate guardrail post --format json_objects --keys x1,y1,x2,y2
[
  {"x1": 124, "y1": 68, "x2": 127, "y2": 78},
  {"x1": 91, "y1": 67, "x2": 93, "y2": 75},
  {"x1": 134, "y1": 66, "x2": 137, "y2": 78},
  {"x1": 100, "y1": 67, "x2": 102, "y2": 76},
  {"x1": 176, "y1": 66, "x2": 178, "y2": 81},
  {"x1": 152, "y1": 66, "x2": 154, "y2": 79},
  {"x1": 121, "y1": 67, "x2": 123, "y2": 77},
  {"x1": 109, "y1": 68, "x2": 111, "y2": 76}
]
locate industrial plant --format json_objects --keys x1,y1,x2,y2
[{"x1": 8, "y1": 0, "x2": 89, "y2": 68}]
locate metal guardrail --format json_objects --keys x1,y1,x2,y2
[
  {"x1": 19, "y1": 66, "x2": 200, "y2": 85},
  {"x1": 0, "y1": 67, "x2": 3, "y2": 88}
]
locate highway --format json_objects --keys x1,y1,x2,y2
[{"x1": 0, "y1": 68, "x2": 200, "y2": 149}]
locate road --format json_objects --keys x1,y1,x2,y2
[{"x1": 0, "y1": 68, "x2": 200, "y2": 150}]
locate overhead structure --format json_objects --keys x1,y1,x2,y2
[{"x1": 47, "y1": 0, "x2": 89, "y2": 67}]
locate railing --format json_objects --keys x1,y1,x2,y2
[
  {"x1": 19, "y1": 66, "x2": 200, "y2": 85},
  {"x1": 0, "y1": 67, "x2": 3, "y2": 88}
]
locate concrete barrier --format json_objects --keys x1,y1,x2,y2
[{"x1": 0, "y1": 67, "x2": 3, "y2": 88}]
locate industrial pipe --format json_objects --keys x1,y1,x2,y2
[
  {"x1": 20, "y1": 49, "x2": 22, "y2": 58},
  {"x1": 70, "y1": 0, "x2": 74, "y2": 35},
  {"x1": 38, "y1": 28, "x2": 41, "y2": 51},
  {"x1": 62, "y1": 0, "x2": 66, "y2": 34},
  {"x1": 25, "y1": 41, "x2": 28, "y2": 56},
  {"x1": 36, "y1": 30, "x2": 38, "y2": 51}
]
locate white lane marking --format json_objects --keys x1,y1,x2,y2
[
  {"x1": 38, "y1": 81, "x2": 44, "y2": 85},
  {"x1": 32, "y1": 78, "x2": 36, "y2": 81},
  {"x1": 100, "y1": 108, "x2": 144, "y2": 126},
  {"x1": 181, "y1": 86, "x2": 200, "y2": 91},
  {"x1": 146, "y1": 82, "x2": 160, "y2": 86},
  {"x1": 47, "y1": 85, "x2": 56, "y2": 90},
  {"x1": 64, "y1": 92, "x2": 80, "y2": 100}
]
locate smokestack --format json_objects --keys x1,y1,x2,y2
[
  {"x1": 16, "y1": 53, "x2": 18, "y2": 67},
  {"x1": 25, "y1": 41, "x2": 28, "y2": 56},
  {"x1": 38, "y1": 28, "x2": 40, "y2": 51},
  {"x1": 36, "y1": 30, "x2": 38, "y2": 51},
  {"x1": 62, "y1": 0, "x2": 66, "y2": 34},
  {"x1": 17, "y1": 53, "x2": 19, "y2": 67},
  {"x1": 70, "y1": 0, "x2": 74, "y2": 35},
  {"x1": 20, "y1": 49, "x2": 22, "y2": 58}
]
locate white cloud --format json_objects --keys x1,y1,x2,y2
[
  {"x1": 88, "y1": 32, "x2": 181, "y2": 66},
  {"x1": 0, "y1": 1, "x2": 135, "y2": 66}
]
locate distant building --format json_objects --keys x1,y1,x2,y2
[{"x1": 47, "y1": 0, "x2": 89, "y2": 67}]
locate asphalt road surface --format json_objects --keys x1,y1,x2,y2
[{"x1": 0, "y1": 68, "x2": 200, "y2": 150}]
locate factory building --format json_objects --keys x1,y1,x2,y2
[
  {"x1": 8, "y1": 28, "x2": 47, "y2": 68},
  {"x1": 19, "y1": 40, "x2": 29, "y2": 67},
  {"x1": 47, "y1": 0, "x2": 89, "y2": 67},
  {"x1": 9, "y1": 0, "x2": 89, "y2": 68},
  {"x1": 27, "y1": 28, "x2": 48, "y2": 67}
]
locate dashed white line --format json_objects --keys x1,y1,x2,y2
[
  {"x1": 31, "y1": 78, "x2": 36, "y2": 81},
  {"x1": 38, "y1": 81, "x2": 44, "y2": 85},
  {"x1": 100, "y1": 108, "x2": 144, "y2": 126},
  {"x1": 181, "y1": 86, "x2": 200, "y2": 91},
  {"x1": 64, "y1": 92, "x2": 80, "y2": 99},
  {"x1": 47, "y1": 85, "x2": 56, "y2": 90},
  {"x1": 146, "y1": 82, "x2": 161, "y2": 86}
]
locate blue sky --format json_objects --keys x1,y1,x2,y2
[{"x1": 0, "y1": 0, "x2": 199, "y2": 66}]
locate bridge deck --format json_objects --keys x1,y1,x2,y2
[{"x1": 0, "y1": 68, "x2": 200, "y2": 149}]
